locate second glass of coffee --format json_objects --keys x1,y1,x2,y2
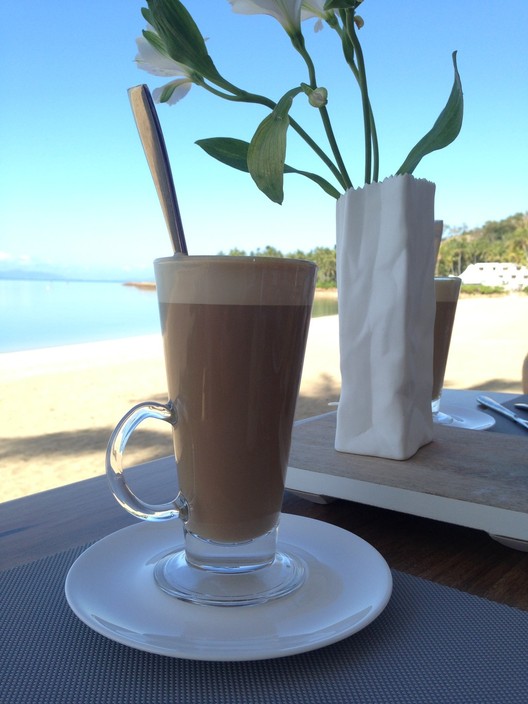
[{"x1": 432, "y1": 276, "x2": 462, "y2": 424}]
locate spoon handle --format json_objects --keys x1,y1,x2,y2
[{"x1": 128, "y1": 84, "x2": 188, "y2": 255}]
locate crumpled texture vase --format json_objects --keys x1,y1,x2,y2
[{"x1": 335, "y1": 175, "x2": 436, "y2": 460}]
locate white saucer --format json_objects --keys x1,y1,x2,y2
[
  {"x1": 435, "y1": 403, "x2": 495, "y2": 430},
  {"x1": 490, "y1": 534, "x2": 528, "y2": 552},
  {"x1": 65, "y1": 514, "x2": 392, "y2": 661}
]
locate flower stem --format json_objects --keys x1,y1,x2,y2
[
  {"x1": 290, "y1": 115, "x2": 348, "y2": 189},
  {"x1": 197, "y1": 76, "x2": 347, "y2": 190},
  {"x1": 344, "y1": 12, "x2": 373, "y2": 184},
  {"x1": 328, "y1": 13, "x2": 379, "y2": 184},
  {"x1": 291, "y1": 32, "x2": 352, "y2": 190},
  {"x1": 370, "y1": 109, "x2": 379, "y2": 182}
]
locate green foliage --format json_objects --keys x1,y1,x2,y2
[
  {"x1": 324, "y1": 1, "x2": 360, "y2": 9},
  {"x1": 195, "y1": 138, "x2": 251, "y2": 173},
  {"x1": 461, "y1": 284, "x2": 506, "y2": 296},
  {"x1": 139, "y1": 2, "x2": 463, "y2": 202},
  {"x1": 222, "y1": 246, "x2": 337, "y2": 288},
  {"x1": 142, "y1": 0, "x2": 222, "y2": 82},
  {"x1": 436, "y1": 213, "x2": 528, "y2": 276},
  {"x1": 220, "y1": 213, "x2": 527, "y2": 289},
  {"x1": 196, "y1": 138, "x2": 341, "y2": 199},
  {"x1": 247, "y1": 88, "x2": 303, "y2": 203},
  {"x1": 397, "y1": 53, "x2": 463, "y2": 176}
]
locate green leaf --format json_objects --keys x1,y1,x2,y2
[
  {"x1": 196, "y1": 138, "x2": 251, "y2": 173},
  {"x1": 285, "y1": 167, "x2": 341, "y2": 199},
  {"x1": 141, "y1": 7, "x2": 155, "y2": 27},
  {"x1": 397, "y1": 52, "x2": 464, "y2": 175},
  {"x1": 144, "y1": 0, "x2": 222, "y2": 82},
  {"x1": 142, "y1": 28, "x2": 167, "y2": 57},
  {"x1": 196, "y1": 137, "x2": 341, "y2": 199},
  {"x1": 247, "y1": 88, "x2": 302, "y2": 204}
]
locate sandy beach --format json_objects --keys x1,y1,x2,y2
[{"x1": 1, "y1": 294, "x2": 526, "y2": 504}]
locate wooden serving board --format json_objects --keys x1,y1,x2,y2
[{"x1": 286, "y1": 412, "x2": 528, "y2": 541}]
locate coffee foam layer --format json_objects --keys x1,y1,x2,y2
[
  {"x1": 155, "y1": 256, "x2": 316, "y2": 306},
  {"x1": 435, "y1": 277, "x2": 461, "y2": 302}
]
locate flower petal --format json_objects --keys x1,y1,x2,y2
[
  {"x1": 152, "y1": 80, "x2": 193, "y2": 105},
  {"x1": 135, "y1": 35, "x2": 192, "y2": 79},
  {"x1": 300, "y1": 0, "x2": 327, "y2": 19},
  {"x1": 229, "y1": 0, "x2": 303, "y2": 35}
]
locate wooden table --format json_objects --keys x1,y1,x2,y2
[
  {"x1": 2, "y1": 390, "x2": 527, "y2": 611},
  {"x1": 287, "y1": 389, "x2": 528, "y2": 543}
]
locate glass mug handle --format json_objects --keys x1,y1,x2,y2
[{"x1": 105, "y1": 400, "x2": 186, "y2": 521}]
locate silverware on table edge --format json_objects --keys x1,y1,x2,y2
[{"x1": 477, "y1": 395, "x2": 528, "y2": 431}]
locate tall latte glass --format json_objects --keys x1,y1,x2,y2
[
  {"x1": 432, "y1": 276, "x2": 461, "y2": 423},
  {"x1": 106, "y1": 255, "x2": 316, "y2": 606}
]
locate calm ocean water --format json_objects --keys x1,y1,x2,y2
[
  {"x1": 0, "y1": 280, "x2": 161, "y2": 353},
  {"x1": 0, "y1": 280, "x2": 337, "y2": 353}
]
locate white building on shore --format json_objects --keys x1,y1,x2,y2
[{"x1": 459, "y1": 262, "x2": 528, "y2": 291}]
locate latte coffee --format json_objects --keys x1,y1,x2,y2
[{"x1": 155, "y1": 256, "x2": 316, "y2": 543}]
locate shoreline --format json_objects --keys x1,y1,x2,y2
[
  {"x1": 1, "y1": 295, "x2": 526, "y2": 504},
  {"x1": 123, "y1": 280, "x2": 527, "y2": 301},
  {"x1": 4, "y1": 288, "x2": 522, "y2": 359},
  {"x1": 0, "y1": 335, "x2": 164, "y2": 382},
  {"x1": 123, "y1": 281, "x2": 341, "y2": 294}
]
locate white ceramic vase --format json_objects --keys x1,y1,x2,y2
[{"x1": 335, "y1": 174, "x2": 436, "y2": 460}]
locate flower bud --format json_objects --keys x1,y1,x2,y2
[
  {"x1": 308, "y1": 87, "x2": 328, "y2": 108},
  {"x1": 354, "y1": 15, "x2": 364, "y2": 29}
]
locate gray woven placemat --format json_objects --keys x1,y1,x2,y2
[{"x1": 1, "y1": 542, "x2": 527, "y2": 704}]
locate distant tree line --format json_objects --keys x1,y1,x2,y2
[
  {"x1": 221, "y1": 245, "x2": 337, "y2": 288},
  {"x1": 221, "y1": 212, "x2": 528, "y2": 286},
  {"x1": 436, "y1": 212, "x2": 528, "y2": 276}
]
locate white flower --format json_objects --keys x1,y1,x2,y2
[
  {"x1": 300, "y1": 0, "x2": 327, "y2": 20},
  {"x1": 301, "y1": 0, "x2": 335, "y2": 32},
  {"x1": 229, "y1": 0, "x2": 303, "y2": 36},
  {"x1": 135, "y1": 35, "x2": 193, "y2": 105}
]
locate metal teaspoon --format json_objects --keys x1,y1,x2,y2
[{"x1": 128, "y1": 84, "x2": 188, "y2": 255}]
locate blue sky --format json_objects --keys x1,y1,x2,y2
[{"x1": 2, "y1": 1, "x2": 527, "y2": 279}]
